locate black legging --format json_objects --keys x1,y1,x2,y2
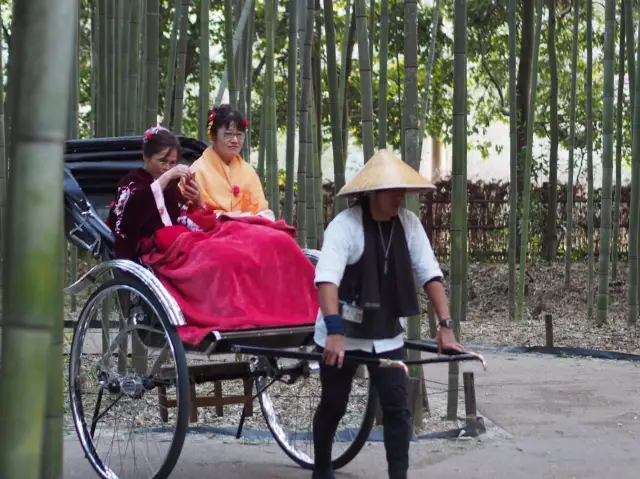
[{"x1": 312, "y1": 346, "x2": 411, "y2": 479}]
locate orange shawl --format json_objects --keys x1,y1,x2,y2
[{"x1": 189, "y1": 147, "x2": 269, "y2": 215}]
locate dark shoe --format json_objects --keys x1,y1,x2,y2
[{"x1": 312, "y1": 468, "x2": 336, "y2": 479}]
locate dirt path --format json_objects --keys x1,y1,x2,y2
[{"x1": 64, "y1": 351, "x2": 640, "y2": 478}]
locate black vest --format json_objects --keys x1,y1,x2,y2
[{"x1": 337, "y1": 204, "x2": 419, "y2": 340}]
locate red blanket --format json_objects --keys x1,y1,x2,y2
[{"x1": 140, "y1": 216, "x2": 319, "y2": 346}]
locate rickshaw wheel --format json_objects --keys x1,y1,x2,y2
[
  {"x1": 68, "y1": 275, "x2": 190, "y2": 479},
  {"x1": 255, "y1": 348, "x2": 377, "y2": 470}
]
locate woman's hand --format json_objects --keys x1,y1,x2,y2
[
  {"x1": 157, "y1": 165, "x2": 191, "y2": 189},
  {"x1": 182, "y1": 177, "x2": 202, "y2": 206}
]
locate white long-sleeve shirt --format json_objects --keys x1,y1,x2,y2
[{"x1": 313, "y1": 205, "x2": 444, "y2": 353}]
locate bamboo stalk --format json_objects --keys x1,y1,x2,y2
[
  {"x1": 296, "y1": 0, "x2": 315, "y2": 247},
  {"x1": 284, "y1": 0, "x2": 298, "y2": 225},
  {"x1": 0, "y1": 0, "x2": 77, "y2": 476},
  {"x1": 264, "y1": 0, "x2": 278, "y2": 208},
  {"x1": 377, "y1": 0, "x2": 389, "y2": 150},
  {"x1": 612, "y1": 4, "x2": 625, "y2": 281},
  {"x1": 126, "y1": 0, "x2": 142, "y2": 136},
  {"x1": 323, "y1": 0, "x2": 347, "y2": 214},
  {"x1": 586, "y1": 0, "x2": 594, "y2": 320},
  {"x1": 199, "y1": 0, "x2": 211, "y2": 141},
  {"x1": 516, "y1": 0, "x2": 544, "y2": 322},
  {"x1": 243, "y1": 7, "x2": 254, "y2": 156},
  {"x1": 447, "y1": 0, "x2": 467, "y2": 421},
  {"x1": 306, "y1": 80, "x2": 317, "y2": 248},
  {"x1": 225, "y1": 0, "x2": 237, "y2": 107},
  {"x1": 402, "y1": 0, "x2": 427, "y2": 426},
  {"x1": 120, "y1": 0, "x2": 132, "y2": 135},
  {"x1": 41, "y1": 233, "x2": 65, "y2": 479},
  {"x1": 354, "y1": 0, "x2": 374, "y2": 162},
  {"x1": 163, "y1": 1, "x2": 181, "y2": 128},
  {"x1": 214, "y1": 0, "x2": 255, "y2": 105},
  {"x1": 0, "y1": 37, "x2": 6, "y2": 262},
  {"x1": 106, "y1": 0, "x2": 116, "y2": 135},
  {"x1": 138, "y1": 0, "x2": 148, "y2": 130},
  {"x1": 595, "y1": 0, "x2": 616, "y2": 325},
  {"x1": 337, "y1": 0, "x2": 352, "y2": 135},
  {"x1": 564, "y1": 0, "x2": 579, "y2": 290},
  {"x1": 89, "y1": 2, "x2": 98, "y2": 137},
  {"x1": 508, "y1": 0, "x2": 518, "y2": 317},
  {"x1": 145, "y1": 0, "x2": 160, "y2": 127},
  {"x1": 417, "y1": 0, "x2": 441, "y2": 155},
  {"x1": 172, "y1": 0, "x2": 190, "y2": 134},
  {"x1": 628, "y1": 12, "x2": 640, "y2": 326}
]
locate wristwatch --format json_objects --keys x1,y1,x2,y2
[{"x1": 439, "y1": 319, "x2": 453, "y2": 329}]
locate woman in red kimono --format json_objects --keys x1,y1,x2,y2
[
  {"x1": 106, "y1": 127, "x2": 319, "y2": 346},
  {"x1": 106, "y1": 126, "x2": 205, "y2": 260}
]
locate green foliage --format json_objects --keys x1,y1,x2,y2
[{"x1": 52, "y1": 0, "x2": 638, "y2": 181}]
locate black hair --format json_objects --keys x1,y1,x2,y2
[
  {"x1": 142, "y1": 126, "x2": 182, "y2": 159},
  {"x1": 207, "y1": 104, "x2": 248, "y2": 140}
]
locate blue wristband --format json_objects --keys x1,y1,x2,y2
[{"x1": 324, "y1": 314, "x2": 344, "y2": 335}]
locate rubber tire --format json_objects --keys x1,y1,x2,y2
[
  {"x1": 257, "y1": 369, "x2": 377, "y2": 471},
  {"x1": 69, "y1": 276, "x2": 190, "y2": 479}
]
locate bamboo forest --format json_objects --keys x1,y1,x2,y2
[{"x1": 2, "y1": 0, "x2": 640, "y2": 478}]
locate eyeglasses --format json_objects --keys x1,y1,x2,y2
[{"x1": 222, "y1": 131, "x2": 245, "y2": 141}]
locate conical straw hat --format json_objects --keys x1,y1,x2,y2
[{"x1": 336, "y1": 149, "x2": 435, "y2": 197}]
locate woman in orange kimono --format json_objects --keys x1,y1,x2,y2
[{"x1": 189, "y1": 104, "x2": 275, "y2": 221}]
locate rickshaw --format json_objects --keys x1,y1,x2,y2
[{"x1": 63, "y1": 135, "x2": 485, "y2": 479}]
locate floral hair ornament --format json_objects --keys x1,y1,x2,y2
[
  {"x1": 207, "y1": 110, "x2": 217, "y2": 142},
  {"x1": 243, "y1": 119, "x2": 249, "y2": 129},
  {"x1": 143, "y1": 126, "x2": 169, "y2": 143}
]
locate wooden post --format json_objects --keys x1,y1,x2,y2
[
  {"x1": 462, "y1": 371, "x2": 484, "y2": 436},
  {"x1": 544, "y1": 313, "x2": 554, "y2": 347}
]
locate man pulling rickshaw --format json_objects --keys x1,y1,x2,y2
[{"x1": 311, "y1": 150, "x2": 465, "y2": 479}]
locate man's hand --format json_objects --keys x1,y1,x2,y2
[
  {"x1": 436, "y1": 326, "x2": 466, "y2": 355},
  {"x1": 323, "y1": 334, "x2": 345, "y2": 368}
]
